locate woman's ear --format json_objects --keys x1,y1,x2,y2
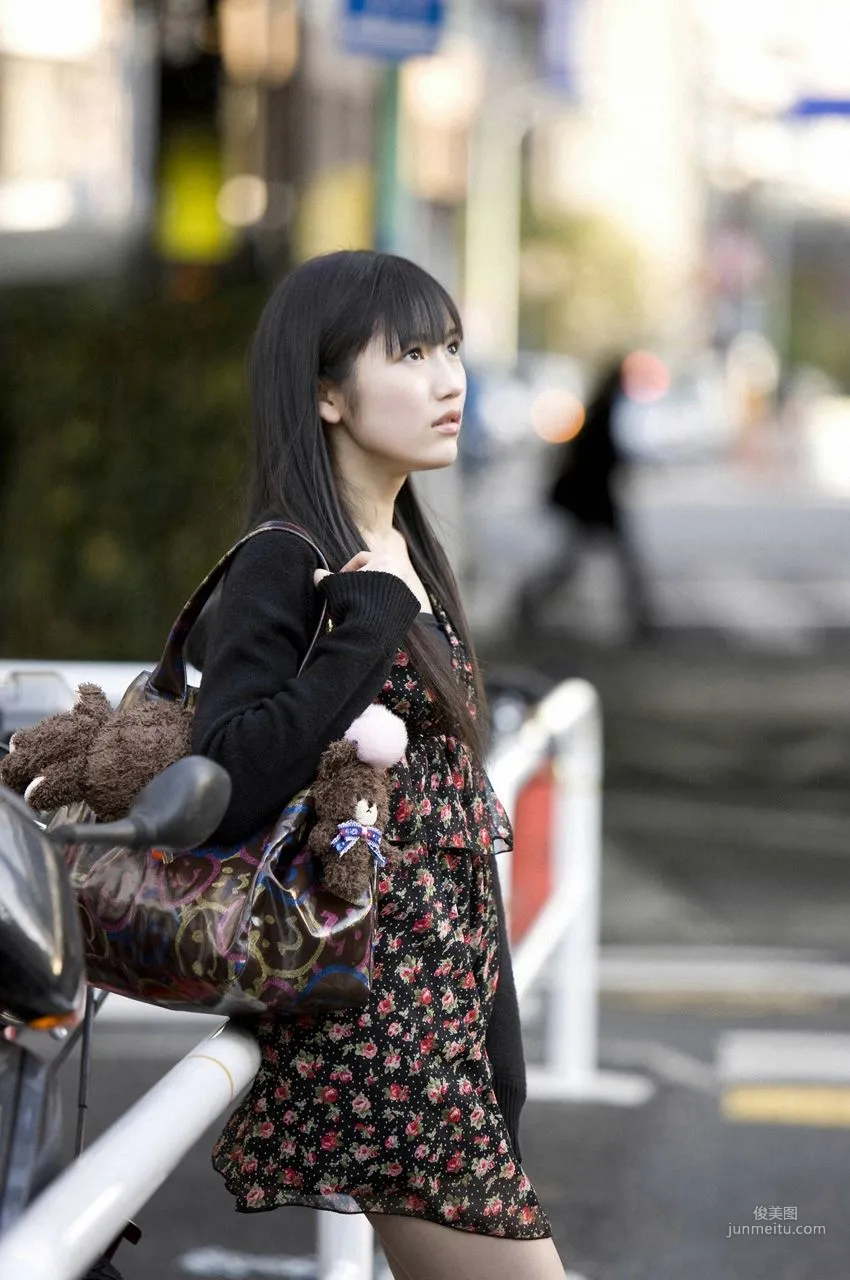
[{"x1": 318, "y1": 383, "x2": 343, "y2": 426}]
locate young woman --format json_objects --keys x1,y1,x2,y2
[{"x1": 192, "y1": 250, "x2": 567, "y2": 1280}]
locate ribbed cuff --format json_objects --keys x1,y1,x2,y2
[
  {"x1": 493, "y1": 1074, "x2": 526, "y2": 1163},
  {"x1": 318, "y1": 570, "x2": 421, "y2": 646}
]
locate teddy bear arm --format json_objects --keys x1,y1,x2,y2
[
  {"x1": 321, "y1": 842, "x2": 375, "y2": 904},
  {"x1": 25, "y1": 761, "x2": 90, "y2": 812},
  {"x1": 0, "y1": 741, "x2": 37, "y2": 794},
  {"x1": 0, "y1": 726, "x2": 89, "y2": 802},
  {"x1": 309, "y1": 818, "x2": 346, "y2": 857}
]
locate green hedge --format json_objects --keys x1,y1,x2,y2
[{"x1": 0, "y1": 279, "x2": 267, "y2": 659}]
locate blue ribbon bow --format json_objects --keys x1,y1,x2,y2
[{"x1": 330, "y1": 819, "x2": 386, "y2": 868}]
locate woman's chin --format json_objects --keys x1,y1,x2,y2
[{"x1": 415, "y1": 437, "x2": 460, "y2": 471}]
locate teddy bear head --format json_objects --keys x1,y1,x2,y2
[
  {"x1": 308, "y1": 705, "x2": 407, "y2": 905},
  {"x1": 0, "y1": 683, "x2": 112, "y2": 813},
  {"x1": 312, "y1": 738, "x2": 393, "y2": 831}
]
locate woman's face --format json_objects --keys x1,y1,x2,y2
[{"x1": 320, "y1": 329, "x2": 466, "y2": 477}]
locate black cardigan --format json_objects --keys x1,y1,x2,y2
[{"x1": 190, "y1": 531, "x2": 527, "y2": 1157}]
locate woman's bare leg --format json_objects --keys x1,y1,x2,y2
[
  {"x1": 378, "y1": 1238, "x2": 415, "y2": 1280},
  {"x1": 367, "y1": 1213, "x2": 567, "y2": 1280}
]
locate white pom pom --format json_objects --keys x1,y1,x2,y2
[{"x1": 344, "y1": 705, "x2": 408, "y2": 770}]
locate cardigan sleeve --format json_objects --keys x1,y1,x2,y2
[
  {"x1": 485, "y1": 857, "x2": 527, "y2": 1162},
  {"x1": 191, "y1": 531, "x2": 420, "y2": 845}
]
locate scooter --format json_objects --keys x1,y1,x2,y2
[{"x1": 0, "y1": 755, "x2": 232, "y2": 1278}]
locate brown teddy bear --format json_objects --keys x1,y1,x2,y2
[
  {"x1": 0, "y1": 685, "x2": 407, "y2": 899},
  {"x1": 308, "y1": 704, "x2": 408, "y2": 904},
  {"x1": 0, "y1": 682, "x2": 192, "y2": 822}
]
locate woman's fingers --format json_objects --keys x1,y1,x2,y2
[
  {"x1": 341, "y1": 551, "x2": 372, "y2": 572},
  {"x1": 313, "y1": 551, "x2": 372, "y2": 586}
]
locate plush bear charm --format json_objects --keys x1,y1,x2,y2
[
  {"x1": 0, "y1": 682, "x2": 192, "y2": 822},
  {"x1": 308, "y1": 704, "x2": 408, "y2": 905}
]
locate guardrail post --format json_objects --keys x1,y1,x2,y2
[
  {"x1": 546, "y1": 681, "x2": 603, "y2": 1086},
  {"x1": 317, "y1": 1211, "x2": 374, "y2": 1280},
  {"x1": 498, "y1": 680, "x2": 654, "y2": 1107}
]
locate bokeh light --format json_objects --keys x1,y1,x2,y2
[
  {"x1": 217, "y1": 174, "x2": 268, "y2": 226},
  {"x1": 530, "y1": 388, "x2": 586, "y2": 444},
  {"x1": 622, "y1": 350, "x2": 671, "y2": 403}
]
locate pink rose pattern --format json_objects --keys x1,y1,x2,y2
[
  {"x1": 212, "y1": 843, "x2": 549, "y2": 1237},
  {"x1": 377, "y1": 595, "x2": 514, "y2": 857},
  {"x1": 211, "y1": 589, "x2": 550, "y2": 1239}
]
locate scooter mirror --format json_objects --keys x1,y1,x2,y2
[
  {"x1": 51, "y1": 756, "x2": 232, "y2": 852},
  {"x1": 120, "y1": 755, "x2": 232, "y2": 850}
]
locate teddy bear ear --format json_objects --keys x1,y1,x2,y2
[
  {"x1": 317, "y1": 738, "x2": 359, "y2": 777},
  {"x1": 74, "y1": 683, "x2": 112, "y2": 717},
  {"x1": 344, "y1": 705, "x2": 407, "y2": 770}
]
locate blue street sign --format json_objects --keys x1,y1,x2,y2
[
  {"x1": 343, "y1": 0, "x2": 445, "y2": 61},
  {"x1": 540, "y1": 0, "x2": 581, "y2": 99},
  {"x1": 787, "y1": 97, "x2": 850, "y2": 120}
]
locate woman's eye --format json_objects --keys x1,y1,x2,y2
[
  {"x1": 404, "y1": 347, "x2": 424, "y2": 361},
  {"x1": 447, "y1": 340, "x2": 461, "y2": 356}
]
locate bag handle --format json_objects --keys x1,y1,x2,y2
[{"x1": 147, "y1": 520, "x2": 330, "y2": 702}]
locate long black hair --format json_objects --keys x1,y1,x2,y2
[{"x1": 243, "y1": 249, "x2": 489, "y2": 759}]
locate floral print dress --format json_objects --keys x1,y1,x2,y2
[{"x1": 211, "y1": 594, "x2": 552, "y2": 1239}]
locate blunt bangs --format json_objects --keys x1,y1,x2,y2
[{"x1": 366, "y1": 255, "x2": 463, "y2": 357}]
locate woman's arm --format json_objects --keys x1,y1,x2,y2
[{"x1": 192, "y1": 532, "x2": 420, "y2": 844}]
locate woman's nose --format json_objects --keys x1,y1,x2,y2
[{"x1": 435, "y1": 354, "x2": 466, "y2": 400}]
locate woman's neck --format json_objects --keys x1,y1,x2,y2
[{"x1": 339, "y1": 474, "x2": 408, "y2": 548}]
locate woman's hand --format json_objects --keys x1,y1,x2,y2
[{"x1": 314, "y1": 550, "x2": 406, "y2": 586}]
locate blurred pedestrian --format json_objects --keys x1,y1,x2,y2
[
  {"x1": 192, "y1": 250, "x2": 567, "y2": 1280},
  {"x1": 515, "y1": 357, "x2": 655, "y2": 642}
]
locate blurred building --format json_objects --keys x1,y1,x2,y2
[
  {"x1": 527, "y1": 0, "x2": 702, "y2": 356},
  {"x1": 0, "y1": 0, "x2": 157, "y2": 281},
  {"x1": 3, "y1": 1, "x2": 850, "y2": 365}
]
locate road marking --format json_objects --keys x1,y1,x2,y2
[
  {"x1": 178, "y1": 1247, "x2": 396, "y2": 1279},
  {"x1": 722, "y1": 1085, "x2": 850, "y2": 1128},
  {"x1": 718, "y1": 1031, "x2": 850, "y2": 1128},
  {"x1": 598, "y1": 949, "x2": 850, "y2": 1006},
  {"x1": 178, "y1": 1248, "x2": 316, "y2": 1277},
  {"x1": 718, "y1": 1031, "x2": 850, "y2": 1083},
  {"x1": 656, "y1": 576, "x2": 814, "y2": 650},
  {"x1": 602, "y1": 1038, "x2": 715, "y2": 1092}
]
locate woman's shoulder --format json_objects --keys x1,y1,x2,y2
[
  {"x1": 210, "y1": 525, "x2": 324, "y2": 645},
  {"x1": 224, "y1": 524, "x2": 324, "y2": 589}
]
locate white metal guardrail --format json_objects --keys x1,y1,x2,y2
[
  {"x1": 491, "y1": 679, "x2": 653, "y2": 1106},
  {"x1": 0, "y1": 1023, "x2": 261, "y2": 1280},
  {"x1": 0, "y1": 664, "x2": 652, "y2": 1280}
]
